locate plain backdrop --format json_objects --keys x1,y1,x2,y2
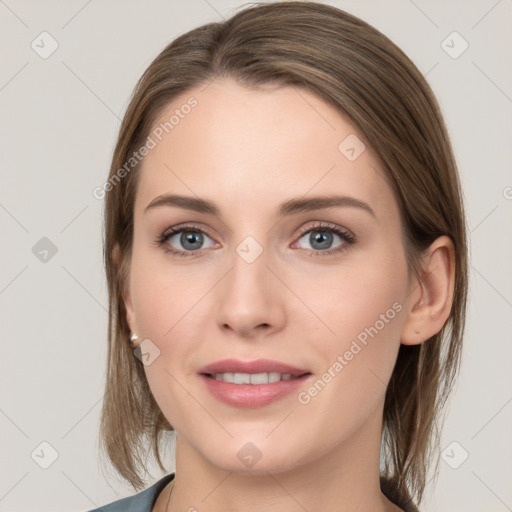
[{"x1": 0, "y1": 1, "x2": 511, "y2": 511}]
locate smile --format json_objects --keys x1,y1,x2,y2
[
  {"x1": 199, "y1": 373, "x2": 312, "y2": 408},
  {"x1": 208, "y1": 372, "x2": 300, "y2": 384}
]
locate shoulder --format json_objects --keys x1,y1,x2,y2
[{"x1": 85, "y1": 473, "x2": 175, "y2": 512}]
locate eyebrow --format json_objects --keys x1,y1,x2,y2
[{"x1": 144, "y1": 193, "x2": 376, "y2": 218}]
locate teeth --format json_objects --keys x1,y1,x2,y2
[
  {"x1": 234, "y1": 373, "x2": 251, "y2": 384},
  {"x1": 212, "y1": 372, "x2": 297, "y2": 384}
]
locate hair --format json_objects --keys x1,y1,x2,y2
[{"x1": 98, "y1": 1, "x2": 468, "y2": 509}]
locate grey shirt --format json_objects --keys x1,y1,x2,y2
[{"x1": 87, "y1": 473, "x2": 174, "y2": 512}]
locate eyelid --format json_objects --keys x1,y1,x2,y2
[
  {"x1": 160, "y1": 222, "x2": 216, "y2": 240},
  {"x1": 294, "y1": 221, "x2": 356, "y2": 244}
]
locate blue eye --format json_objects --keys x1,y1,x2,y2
[
  {"x1": 169, "y1": 230, "x2": 209, "y2": 251},
  {"x1": 294, "y1": 223, "x2": 355, "y2": 257},
  {"x1": 156, "y1": 224, "x2": 216, "y2": 258},
  {"x1": 155, "y1": 222, "x2": 355, "y2": 258},
  {"x1": 298, "y1": 229, "x2": 342, "y2": 251}
]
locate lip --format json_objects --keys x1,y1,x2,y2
[
  {"x1": 198, "y1": 358, "x2": 312, "y2": 408},
  {"x1": 199, "y1": 358, "x2": 309, "y2": 376}
]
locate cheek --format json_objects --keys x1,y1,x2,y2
[
  {"x1": 298, "y1": 251, "x2": 406, "y2": 340},
  {"x1": 129, "y1": 245, "x2": 200, "y2": 338},
  {"x1": 291, "y1": 261, "x2": 407, "y2": 438},
  {"x1": 293, "y1": 246, "x2": 408, "y2": 394},
  {"x1": 130, "y1": 255, "x2": 200, "y2": 424},
  {"x1": 128, "y1": 247, "x2": 214, "y2": 404}
]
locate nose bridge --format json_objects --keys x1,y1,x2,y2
[
  {"x1": 226, "y1": 235, "x2": 273, "y2": 304},
  {"x1": 215, "y1": 233, "x2": 284, "y2": 335}
]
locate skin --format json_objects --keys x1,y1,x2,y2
[{"x1": 121, "y1": 77, "x2": 455, "y2": 512}]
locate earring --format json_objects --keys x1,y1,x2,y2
[{"x1": 129, "y1": 333, "x2": 139, "y2": 348}]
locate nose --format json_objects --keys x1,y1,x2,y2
[{"x1": 215, "y1": 244, "x2": 286, "y2": 340}]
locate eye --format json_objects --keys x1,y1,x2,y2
[
  {"x1": 293, "y1": 222, "x2": 355, "y2": 256},
  {"x1": 155, "y1": 224, "x2": 217, "y2": 258},
  {"x1": 155, "y1": 221, "x2": 355, "y2": 259}
]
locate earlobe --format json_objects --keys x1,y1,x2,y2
[{"x1": 401, "y1": 236, "x2": 456, "y2": 346}]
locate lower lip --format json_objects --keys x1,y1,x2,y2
[{"x1": 200, "y1": 374, "x2": 311, "y2": 408}]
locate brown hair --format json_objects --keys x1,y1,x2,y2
[{"x1": 98, "y1": 2, "x2": 468, "y2": 508}]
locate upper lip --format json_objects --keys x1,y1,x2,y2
[{"x1": 199, "y1": 358, "x2": 310, "y2": 376}]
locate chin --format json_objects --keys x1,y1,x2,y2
[{"x1": 200, "y1": 438, "x2": 308, "y2": 476}]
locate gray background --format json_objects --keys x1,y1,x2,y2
[{"x1": 0, "y1": 0, "x2": 511, "y2": 511}]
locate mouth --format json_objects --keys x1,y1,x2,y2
[
  {"x1": 203, "y1": 371, "x2": 306, "y2": 384},
  {"x1": 198, "y1": 359, "x2": 312, "y2": 408}
]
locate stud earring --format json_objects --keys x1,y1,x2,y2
[{"x1": 129, "y1": 333, "x2": 139, "y2": 348}]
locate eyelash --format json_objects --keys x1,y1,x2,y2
[{"x1": 154, "y1": 222, "x2": 356, "y2": 259}]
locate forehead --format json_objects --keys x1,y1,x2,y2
[{"x1": 134, "y1": 78, "x2": 397, "y2": 222}]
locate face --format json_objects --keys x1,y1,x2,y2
[{"x1": 123, "y1": 77, "x2": 414, "y2": 475}]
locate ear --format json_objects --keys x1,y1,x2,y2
[
  {"x1": 400, "y1": 235, "x2": 456, "y2": 345},
  {"x1": 112, "y1": 243, "x2": 138, "y2": 335}
]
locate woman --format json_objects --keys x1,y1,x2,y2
[{"x1": 89, "y1": 2, "x2": 468, "y2": 511}]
